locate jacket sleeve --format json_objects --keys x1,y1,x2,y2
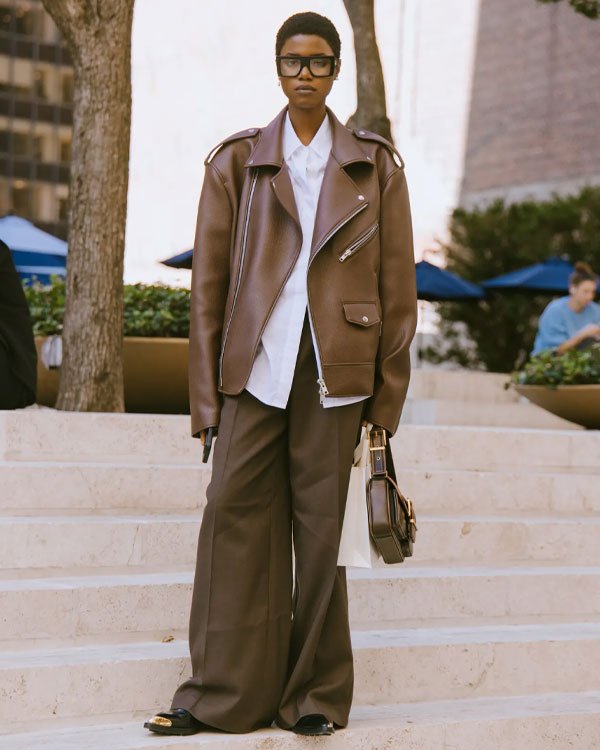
[
  {"x1": 363, "y1": 167, "x2": 417, "y2": 436},
  {"x1": 188, "y1": 163, "x2": 234, "y2": 437}
]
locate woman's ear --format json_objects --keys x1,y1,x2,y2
[{"x1": 335, "y1": 58, "x2": 341, "y2": 80}]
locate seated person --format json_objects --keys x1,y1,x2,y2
[
  {"x1": 0, "y1": 239, "x2": 37, "y2": 409},
  {"x1": 531, "y1": 261, "x2": 600, "y2": 357}
]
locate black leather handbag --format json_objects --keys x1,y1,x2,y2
[{"x1": 366, "y1": 426, "x2": 417, "y2": 564}]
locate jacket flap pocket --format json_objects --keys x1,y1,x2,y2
[{"x1": 343, "y1": 302, "x2": 380, "y2": 327}]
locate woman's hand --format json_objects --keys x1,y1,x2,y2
[
  {"x1": 556, "y1": 323, "x2": 600, "y2": 354},
  {"x1": 578, "y1": 323, "x2": 600, "y2": 340}
]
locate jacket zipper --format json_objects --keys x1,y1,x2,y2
[
  {"x1": 218, "y1": 169, "x2": 258, "y2": 387},
  {"x1": 338, "y1": 222, "x2": 379, "y2": 262},
  {"x1": 307, "y1": 201, "x2": 369, "y2": 402}
]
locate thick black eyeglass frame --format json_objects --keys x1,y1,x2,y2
[{"x1": 276, "y1": 55, "x2": 338, "y2": 78}]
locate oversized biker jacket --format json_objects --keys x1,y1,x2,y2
[{"x1": 188, "y1": 105, "x2": 417, "y2": 437}]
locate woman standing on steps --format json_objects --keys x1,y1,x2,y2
[{"x1": 145, "y1": 11, "x2": 417, "y2": 738}]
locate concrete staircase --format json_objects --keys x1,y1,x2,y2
[
  {"x1": 1, "y1": 410, "x2": 599, "y2": 749},
  {"x1": 403, "y1": 370, "x2": 580, "y2": 429}
]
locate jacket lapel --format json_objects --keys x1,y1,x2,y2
[
  {"x1": 244, "y1": 105, "x2": 373, "y2": 252},
  {"x1": 310, "y1": 155, "x2": 368, "y2": 262},
  {"x1": 270, "y1": 166, "x2": 300, "y2": 228},
  {"x1": 244, "y1": 107, "x2": 301, "y2": 229},
  {"x1": 310, "y1": 108, "x2": 373, "y2": 261}
]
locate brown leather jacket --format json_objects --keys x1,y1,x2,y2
[{"x1": 188, "y1": 106, "x2": 417, "y2": 437}]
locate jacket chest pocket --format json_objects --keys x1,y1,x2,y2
[
  {"x1": 343, "y1": 301, "x2": 382, "y2": 334},
  {"x1": 341, "y1": 302, "x2": 382, "y2": 362},
  {"x1": 338, "y1": 223, "x2": 379, "y2": 262}
]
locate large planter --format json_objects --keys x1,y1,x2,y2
[
  {"x1": 514, "y1": 383, "x2": 600, "y2": 429},
  {"x1": 35, "y1": 336, "x2": 190, "y2": 414}
]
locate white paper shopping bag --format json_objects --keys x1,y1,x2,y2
[{"x1": 337, "y1": 424, "x2": 379, "y2": 568}]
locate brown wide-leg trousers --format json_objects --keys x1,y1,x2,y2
[{"x1": 171, "y1": 311, "x2": 365, "y2": 732}]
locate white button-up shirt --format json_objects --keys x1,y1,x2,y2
[{"x1": 245, "y1": 112, "x2": 368, "y2": 410}]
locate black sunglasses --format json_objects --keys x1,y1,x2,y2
[{"x1": 276, "y1": 55, "x2": 338, "y2": 78}]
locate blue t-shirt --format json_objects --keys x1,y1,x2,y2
[{"x1": 531, "y1": 296, "x2": 600, "y2": 355}]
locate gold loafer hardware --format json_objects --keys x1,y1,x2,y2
[{"x1": 149, "y1": 716, "x2": 173, "y2": 727}]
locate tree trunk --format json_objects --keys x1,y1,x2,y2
[
  {"x1": 342, "y1": 0, "x2": 393, "y2": 142},
  {"x1": 42, "y1": 0, "x2": 135, "y2": 411}
]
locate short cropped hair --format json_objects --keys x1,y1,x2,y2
[{"x1": 276, "y1": 12, "x2": 341, "y2": 58}]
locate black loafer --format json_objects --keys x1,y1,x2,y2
[
  {"x1": 291, "y1": 714, "x2": 334, "y2": 736},
  {"x1": 144, "y1": 708, "x2": 206, "y2": 736}
]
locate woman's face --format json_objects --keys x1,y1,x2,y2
[
  {"x1": 570, "y1": 279, "x2": 597, "y2": 308},
  {"x1": 278, "y1": 34, "x2": 340, "y2": 111}
]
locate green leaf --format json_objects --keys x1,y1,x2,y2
[{"x1": 24, "y1": 278, "x2": 191, "y2": 339}]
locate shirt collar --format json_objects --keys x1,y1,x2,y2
[{"x1": 283, "y1": 111, "x2": 332, "y2": 162}]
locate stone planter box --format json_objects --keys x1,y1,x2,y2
[
  {"x1": 35, "y1": 336, "x2": 190, "y2": 414},
  {"x1": 514, "y1": 384, "x2": 600, "y2": 429}
]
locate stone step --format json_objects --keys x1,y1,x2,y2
[
  {"x1": 402, "y1": 468, "x2": 600, "y2": 516},
  {"x1": 407, "y1": 370, "x2": 518, "y2": 403},
  {"x1": 0, "y1": 411, "x2": 195, "y2": 464},
  {"x1": 1, "y1": 623, "x2": 599, "y2": 721},
  {"x1": 1, "y1": 514, "x2": 598, "y2": 569},
  {"x1": 2, "y1": 565, "x2": 599, "y2": 641},
  {"x1": 0, "y1": 461, "x2": 208, "y2": 512},
  {"x1": 393, "y1": 425, "x2": 599, "y2": 473},
  {"x1": 1, "y1": 692, "x2": 599, "y2": 748},
  {"x1": 401, "y1": 397, "x2": 579, "y2": 429},
  {"x1": 2, "y1": 461, "x2": 599, "y2": 516},
  {"x1": 2, "y1": 412, "x2": 598, "y2": 472}
]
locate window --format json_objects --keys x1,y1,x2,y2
[
  {"x1": 14, "y1": 2, "x2": 45, "y2": 37},
  {"x1": 12, "y1": 180, "x2": 32, "y2": 216},
  {"x1": 0, "y1": 178, "x2": 10, "y2": 214},
  {"x1": 32, "y1": 134, "x2": 43, "y2": 160},
  {"x1": 61, "y1": 71, "x2": 73, "y2": 104},
  {"x1": 59, "y1": 137, "x2": 70, "y2": 162},
  {"x1": 13, "y1": 131, "x2": 32, "y2": 157},
  {"x1": 33, "y1": 68, "x2": 48, "y2": 100},
  {"x1": 0, "y1": 4, "x2": 13, "y2": 34},
  {"x1": 57, "y1": 194, "x2": 68, "y2": 221}
]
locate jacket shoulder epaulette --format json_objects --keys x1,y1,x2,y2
[
  {"x1": 353, "y1": 128, "x2": 404, "y2": 168},
  {"x1": 204, "y1": 127, "x2": 261, "y2": 165}
]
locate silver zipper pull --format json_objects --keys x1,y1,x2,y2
[
  {"x1": 339, "y1": 248, "x2": 352, "y2": 262},
  {"x1": 317, "y1": 377, "x2": 329, "y2": 396}
]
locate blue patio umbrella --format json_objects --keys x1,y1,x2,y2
[
  {"x1": 480, "y1": 256, "x2": 590, "y2": 294},
  {"x1": 162, "y1": 253, "x2": 486, "y2": 302},
  {"x1": 415, "y1": 260, "x2": 484, "y2": 301},
  {"x1": 161, "y1": 248, "x2": 193, "y2": 269},
  {"x1": 0, "y1": 215, "x2": 67, "y2": 284}
]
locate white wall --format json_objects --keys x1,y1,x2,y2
[{"x1": 124, "y1": 0, "x2": 480, "y2": 286}]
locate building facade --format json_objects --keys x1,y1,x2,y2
[
  {"x1": 0, "y1": 0, "x2": 72, "y2": 239},
  {"x1": 461, "y1": 0, "x2": 600, "y2": 208}
]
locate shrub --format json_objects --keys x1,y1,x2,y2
[
  {"x1": 422, "y1": 186, "x2": 600, "y2": 372},
  {"x1": 23, "y1": 277, "x2": 191, "y2": 338},
  {"x1": 23, "y1": 276, "x2": 66, "y2": 336},
  {"x1": 512, "y1": 344, "x2": 600, "y2": 386}
]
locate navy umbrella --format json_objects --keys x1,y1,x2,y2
[
  {"x1": 161, "y1": 248, "x2": 193, "y2": 269},
  {"x1": 162, "y1": 253, "x2": 486, "y2": 302},
  {"x1": 0, "y1": 215, "x2": 67, "y2": 284},
  {"x1": 415, "y1": 260, "x2": 484, "y2": 302},
  {"x1": 480, "y1": 256, "x2": 590, "y2": 294}
]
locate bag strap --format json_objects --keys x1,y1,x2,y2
[{"x1": 369, "y1": 427, "x2": 388, "y2": 477}]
